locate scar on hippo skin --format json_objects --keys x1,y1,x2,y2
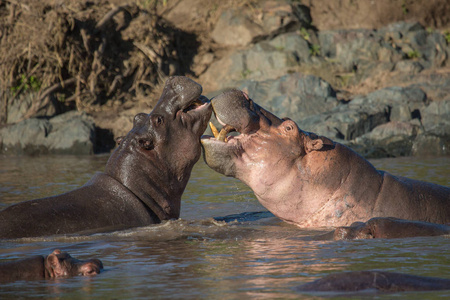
[
  {"x1": 295, "y1": 271, "x2": 450, "y2": 294},
  {"x1": 0, "y1": 250, "x2": 103, "y2": 282},
  {"x1": 0, "y1": 76, "x2": 212, "y2": 239},
  {"x1": 201, "y1": 89, "x2": 450, "y2": 228}
]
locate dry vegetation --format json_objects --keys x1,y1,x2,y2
[{"x1": 0, "y1": 0, "x2": 201, "y2": 124}]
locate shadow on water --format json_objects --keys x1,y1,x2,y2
[{"x1": 0, "y1": 155, "x2": 449, "y2": 298}]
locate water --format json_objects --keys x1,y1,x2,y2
[{"x1": 0, "y1": 155, "x2": 449, "y2": 299}]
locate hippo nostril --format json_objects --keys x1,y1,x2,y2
[{"x1": 139, "y1": 139, "x2": 154, "y2": 150}]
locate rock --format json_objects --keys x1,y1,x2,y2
[
  {"x1": 405, "y1": 30, "x2": 449, "y2": 68},
  {"x1": 45, "y1": 111, "x2": 96, "y2": 155},
  {"x1": 211, "y1": 9, "x2": 264, "y2": 47},
  {"x1": 0, "y1": 111, "x2": 96, "y2": 155},
  {"x1": 211, "y1": 1, "x2": 312, "y2": 47},
  {"x1": 318, "y1": 29, "x2": 401, "y2": 71},
  {"x1": 299, "y1": 103, "x2": 389, "y2": 141},
  {"x1": 421, "y1": 99, "x2": 450, "y2": 135},
  {"x1": 238, "y1": 73, "x2": 338, "y2": 122},
  {"x1": 6, "y1": 93, "x2": 58, "y2": 124},
  {"x1": 357, "y1": 86, "x2": 427, "y2": 122},
  {"x1": 394, "y1": 60, "x2": 424, "y2": 74},
  {"x1": 352, "y1": 121, "x2": 420, "y2": 157},
  {"x1": 411, "y1": 134, "x2": 450, "y2": 156},
  {"x1": 380, "y1": 21, "x2": 425, "y2": 36},
  {"x1": 202, "y1": 33, "x2": 312, "y2": 91}
]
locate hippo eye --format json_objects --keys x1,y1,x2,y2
[
  {"x1": 286, "y1": 125, "x2": 293, "y2": 131},
  {"x1": 152, "y1": 115, "x2": 164, "y2": 126}
]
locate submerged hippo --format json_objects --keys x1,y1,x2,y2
[
  {"x1": 0, "y1": 76, "x2": 212, "y2": 239},
  {"x1": 0, "y1": 249, "x2": 103, "y2": 282},
  {"x1": 295, "y1": 271, "x2": 450, "y2": 293},
  {"x1": 330, "y1": 217, "x2": 450, "y2": 240},
  {"x1": 201, "y1": 89, "x2": 450, "y2": 228}
]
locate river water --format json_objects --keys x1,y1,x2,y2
[{"x1": 0, "y1": 154, "x2": 449, "y2": 299}]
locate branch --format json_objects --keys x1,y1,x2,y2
[{"x1": 95, "y1": 5, "x2": 129, "y2": 32}]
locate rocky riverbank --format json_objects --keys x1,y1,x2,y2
[{"x1": 1, "y1": 0, "x2": 449, "y2": 157}]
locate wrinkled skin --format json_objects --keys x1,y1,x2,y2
[
  {"x1": 0, "y1": 76, "x2": 212, "y2": 239},
  {"x1": 330, "y1": 217, "x2": 450, "y2": 240},
  {"x1": 0, "y1": 249, "x2": 103, "y2": 282},
  {"x1": 201, "y1": 89, "x2": 450, "y2": 228},
  {"x1": 295, "y1": 271, "x2": 450, "y2": 293}
]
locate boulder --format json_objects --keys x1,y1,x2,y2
[
  {"x1": 0, "y1": 111, "x2": 96, "y2": 155},
  {"x1": 238, "y1": 73, "x2": 338, "y2": 122},
  {"x1": 352, "y1": 121, "x2": 420, "y2": 157},
  {"x1": 6, "y1": 93, "x2": 58, "y2": 124},
  {"x1": 202, "y1": 33, "x2": 312, "y2": 91},
  {"x1": 211, "y1": 1, "x2": 312, "y2": 47}
]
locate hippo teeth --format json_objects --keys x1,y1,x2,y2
[{"x1": 209, "y1": 122, "x2": 232, "y2": 142}]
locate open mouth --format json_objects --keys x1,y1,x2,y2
[
  {"x1": 183, "y1": 96, "x2": 209, "y2": 113},
  {"x1": 208, "y1": 122, "x2": 237, "y2": 143}
]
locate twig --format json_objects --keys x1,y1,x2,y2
[
  {"x1": 18, "y1": 78, "x2": 76, "y2": 122},
  {"x1": 134, "y1": 42, "x2": 160, "y2": 62},
  {"x1": 37, "y1": 78, "x2": 76, "y2": 104},
  {"x1": 80, "y1": 28, "x2": 91, "y2": 54},
  {"x1": 95, "y1": 5, "x2": 129, "y2": 32}
]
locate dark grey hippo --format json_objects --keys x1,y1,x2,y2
[
  {"x1": 0, "y1": 249, "x2": 103, "y2": 282},
  {"x1": 295, "y1": 271, "x2": 450, "y2": 294},
  {"x1": 0, "y1": 76, "x2": 212, "y2": 239}
]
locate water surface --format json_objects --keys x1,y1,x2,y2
[{"x1": 0, "y1": 155, "x2": 449, "y2": 299}]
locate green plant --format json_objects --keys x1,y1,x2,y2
[
  {"x1": 444, "y1": 31, "x2": 450, "y2": 44},
  {"x1": 309, "y1": 44, "x2": 320, "y2": 56},
  {"x1": 10, "y1": 74, "x2": 42, "y2": 96},
  {"x1": 407, "y1": 50, "x2": 421, "y2": 59},
  {"x1": 401, "y1": 0, "x2": 409, "y2": 15},
  {"x1": 299, "y1": 27, "x2": 310, "y2": 41},
  {"x1": 241, "y1": 69, "x2": 252, "y2": 79}
]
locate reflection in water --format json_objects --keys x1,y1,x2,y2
[{"x1": 0, "y1": 155, "x2": 449, "y2": 298}]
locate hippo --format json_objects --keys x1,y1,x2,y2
[
  {"x1": 201, "y1": 89, "x2": 450, "y2": 228},
  {"x1": 330, "y1": 217, "x2": 450, "y2": 240},
  {"x1": 0, "y1": 249, "x2": 103, "y2": 282},
  {"x1": 295, "y1": 271, "x2": 450, "y2": 293},
  {"x1": 0, "y1": 76, "x2": 212, "y2": 239}
]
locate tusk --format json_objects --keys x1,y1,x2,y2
[
  {"x1": 209, "y1": 122, "x2": 219, "y2": 139},
  {"x1": 218, "y1": 125, "x2": 235, "y2": 143}
]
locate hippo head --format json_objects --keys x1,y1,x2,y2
[
  {"x1": 45, "y1": 249, "x2": 103, "y2": 278},
  {"x1": 106, "y1": 76, "x2": 212, "y2": 221},
  {"x1": 201, "y1": 89, "x2": 334, "y2": 215},
  {"x1": 201, "y1": 89, "x2": 297, "y2": 180}
]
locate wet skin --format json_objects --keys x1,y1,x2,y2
[
  {"x1": 0, "y1": 249, "x2": 103, "y2": 282},
  {"x1": 330, "y1": 217, "x2": 450, "y2": 240},
  {"x1": 295, "y1": 271, "x2": 450, "y2": 293},
  {"x1": 0, "y1": 76, "x2": 212, "y2": 239},
  {"x1": 201, "y1": 89, "x2": 450, "y2": 228}
]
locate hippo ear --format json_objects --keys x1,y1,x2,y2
[
  {"x1": 115, "y1": 136, "x2": 125, "y2": 145},
  {"x1": 46, "y1": 253, "x2": 65, "y2": 277},
  {"x1": 305, "y1": 135, "x2": 335, "y2": 153},
  {"x1": 305, "y1": 139, "x2": 324, "y2": 153}
]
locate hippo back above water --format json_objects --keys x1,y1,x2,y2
[
  {"x1": 201, "y1": 89, "x2": 450, "y2": 227},
  {"x1": 0, "y1": 76, "x2": 212, "y2": 239}
]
